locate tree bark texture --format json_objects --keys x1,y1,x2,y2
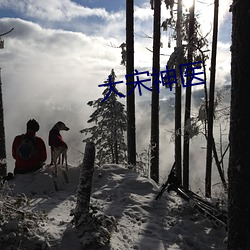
[
  {"x1": 175, "y1": 0, "x2": 183, "y2": 183},
  {"x1": 205, "y1": 0, "x2": 219, "y2": 197},
  {"x1": 74, "y1": 142, "x2": 95, "y2": 228},
  {"x1": 126, "y1": 0, "x2": 136, "y2": 166},
  {"x1": 150, "y1": 0, "x2": 161, "y2": 184},
  {"x1": 183, "y1": 0, "x2": 195, "y2": 190},
  {"x1": 0, "y1": 72, "x2": 7, "y2": 177},
  {"x1": 228, "y1": 0, "x2": 250, "y2": 249}
]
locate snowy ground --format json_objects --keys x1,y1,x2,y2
[{"x1": 1, "y1": 164, "x2": 227, "y2": 250}]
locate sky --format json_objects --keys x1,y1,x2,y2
[{"x1": 0, "y1": 0, "x2": 232, "y2": 190}]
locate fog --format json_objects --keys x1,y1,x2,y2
[{"x1": 0, "y1": 1, "x2": 231, "y2": 193}]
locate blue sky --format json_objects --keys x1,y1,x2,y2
[
  {"x1": 0, "y1": 0, "x2": 232, "y2": 173},
  {"x1": 74, "y1": 0, "x2": 126, "y2": 12},
  {"x1": 0, "y1": 0, "x2": 140, "y2": 33}
]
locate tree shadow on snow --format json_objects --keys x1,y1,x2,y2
[
  {"x1": 91, "y1": 164, "x2": 226, "y2": 250},
  {"x1": 91, "y1": 164, "x2": 172, "y2": 250},
  {"x1": 135, "y1": 190, "x2": 227, "y2": 250}
]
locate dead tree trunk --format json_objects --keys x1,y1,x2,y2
[
  {"x1": 0, "y1": 69, "x2": 7, "y2": 177},
  {"x1": 0, "y1": 30, "x2": 14, "y2": 178},
  {"x1": 74, "y1": 142, "x2": 116, "y2": 248},
  {"x1": 205, "y1": 0, "x2": 219, "y2": 198},
  {"x1": 74, "y1": 142, "x2": 95, "y2": 227},
  {"x1": 211, "y1": 137, "x2": 227, "y2": 191}
]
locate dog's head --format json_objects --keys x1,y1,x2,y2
[{"x1": 53, "y1": 121, "x2": 69, "y2": 131}]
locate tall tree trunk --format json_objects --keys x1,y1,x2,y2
[
  {"x1": 228, "y1": 0, "x2": 250, "y2": 248},
  {"x1": 126, "y1": 0, "x2": 136, "y2": 166},
  {"x1": 205, "y1": 0, "x2": 219, "y2": 197},
  {"x1": 0, "y1": 30, "x2": 13, "y2": 177},
  {"x1": 150, "y1": 0, "x2": 161, "y2": 184},
  {"x1": 175, "y1": 0, "x2": 183, "y2": 183},
  {"x1": 0, "y1": 69, "x2": 7, "y2": 177},
  {"x1": 183, "y1": 0, "x2": 195, "y2": 190}
]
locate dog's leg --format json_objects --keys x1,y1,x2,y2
[
  {"x1": 65, "y1": 152, "x2": 68, "y2": 171},
  {"x1": 54, "y1": 163, "x2": 58, "y2": 177},
  {"x1": 61, "y1": 150, "x2": 69, "y2": 183},
  {"x1": 61, "y1": 152, "x2": 65, "y2": 166},
  {"x1": 50, "y1": 147, "x2": 54, "y2": 165},
  {"x1": 57, "y1": 154, "x2": 61, "y2": 164},
  {"x1": 52, "y1": 149, "x2": 60, "y2": 177}
]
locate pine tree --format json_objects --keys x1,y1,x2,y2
[{"x1": 80, "y1": 69, "x2": 127, "y2": 166}]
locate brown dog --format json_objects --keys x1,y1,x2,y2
[{"x1": 48, "y1": 121, "x2": 69, "y2": 176}]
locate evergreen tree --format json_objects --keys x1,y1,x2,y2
[{"x1": 80, "y1": 69, "x2": 127, "y2": 166}]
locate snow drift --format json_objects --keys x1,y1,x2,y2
[{"x1": 0, "y1": 164, "x2": 227, "y2": 250}]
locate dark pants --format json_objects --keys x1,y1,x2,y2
[{"x1": 14, "y1": 165, "x2": 43, "y2": 175}]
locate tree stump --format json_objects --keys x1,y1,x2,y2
[
  {"x1": 73, "y1": 142, "x2": 116, "y2": 249},
  {"x1": 74, "y1": 142, "x2": 95, "y2": 227}
]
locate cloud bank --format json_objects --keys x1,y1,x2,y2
[{"x1": 0, "y1": 1, "x2": 232, "y2": 193}]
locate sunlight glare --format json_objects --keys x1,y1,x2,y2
[{"x1": 183, "y1": 0, "x2": 194, "y2": 9}]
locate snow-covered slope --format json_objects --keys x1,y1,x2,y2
[{"x1": 1, "y1": 164, "x2": 227, "y2": 250}]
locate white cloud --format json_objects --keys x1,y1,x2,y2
[
  {"x1": 0, "y1": 17, "x2": 127, "y2": 169},
  {"x1": 0, "y1": 0, "x2": 109, "y2": 21},
  {"x1": 134, "y1": 4, "x2": 153, "y2": 21},
  {"x1": 0, "y1": 0, "x2": 232, "y2": 178},
  {"x1": 1, "y1": 18, "x2": 128, "y2": 104}
]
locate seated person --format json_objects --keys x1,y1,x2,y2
[{"x1": 12, "y1": 119, "x2": 47, "y2": 174}]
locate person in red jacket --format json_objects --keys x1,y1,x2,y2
[{"x1": 12, "y1": 119, "x2": 47, "y2": 174}]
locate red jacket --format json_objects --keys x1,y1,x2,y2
[
  {"x1": 12, "y1": 131, "x2": 47, "y2": 171},
  {"x1": 48, "y1": 128, "x2": 68, "y2": 149}
]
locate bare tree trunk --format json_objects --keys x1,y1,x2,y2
[
  {"x1": 74, "y1": 142, "x2": 95, "y2": 226},
  {"x1": 0, "y1": 70, "x2": 7, "y2": 177},
  {"x1": 150, "y1": 0, "x2": 161, "y2": 184},
  {"x1": 74, "y1": 142, "x2": 116, "y2": 248},
  {"x1": 126, "y1": 0, "x2": 136, "y2": 166},
  {"x1": 175, "y1": 0, "x2": 183, "y2": 183},
  {"x1": 0, "y1": 30, "x2": 13, "y2": 178},
  {"x1": 211, "y1": 137, "x2": 227, "y2": 191},
  {"x1": 183, "y1": 0, "x2": 195, "y2": 190},
  {"x1": 228, "y1": 0, "x2": 250, "y2": 248},
  {"x1": 205, "y1": 0, "x2": 219, "y2": 197}
]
